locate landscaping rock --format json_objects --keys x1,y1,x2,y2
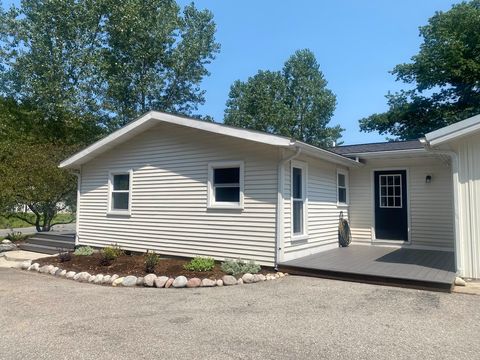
[
  {"x1": 155, "y1": 276, "x2": 169, "y2": 288},
  {"x1": 49, "y1": 267, "x2": 59, "y2": 275},
  {"x1": 122, "y1": 276, "x2": 137, "y2": 287},
  {"x1": 38, "y1": 265, "x2": 49, "y2": 274},
  {"x1": 102, "y1": 275, "x2": 111, "y2": 284},
  {"x1": 111, "y1": 274, "x2": 119, "y2": 283},
  {"x1": 136, "y1": 277, "x2": 144, "y2": 286},
  {"x1": 237, "y1": 278, "x2": 243, "y2": 285},
  {"x1": 112, "y1": 277, "x2": 124, "y2": 287},
  {"x1": 94, "y1": 274, "x2": 104, "y2": 284},
  {"x1": 222, "y1": 275, "x2": 237, "y2": 286},
  {"x1": 216, "y1": 279, "x2": 223, "y2": 287},
  {"x1": 455, "y1": 277, "x2": 466, "y2": 286},
  {"x1": 254, "y1": 274, "x2": 266, "y2": 282},
  {"x1": 278, "y1": 272, "x2": 285, "y2": 277},
  {"x1": 242, "y1": 273, "x2": 254, "y2": 284},
  {"x1": 1, "y1": 239, "x2": 12, "y2": 244},
  {"x1": 186, "y1": 277, "x2": 201, "y2": 288},
  {"x1": 0, "y1": 243, "x2": 16, "y2": 252},
  {"x1": 172, "y1": 276, "x2": 187, "y2": 288},
  {"x1": 165, "y1": 278, "x2": 174, "y2": 288},
  {"x1": 144, "y1": 273, "x2": 157, "y2": 287},
  {"x1": 28, "y1": 263, "x2": 40, "y2": 271},
  {"x1": 201, "y1": 278, "x2": 216, "y2": 287},
  {"x1": 88, "y1": 275, "x2": 96, "y2": 283},
  {"x1": 73, "y1": 273, "x2": 82, "y2": 280},
  {"x1": 79, "y1": 272, "x2": 91, "y2": 282},
  {"x1": 54, "y1": 269, "x2": 63, "y2": 276},
  {"x1": 66, "y1": 271, "x2": 76, "y2": 279},
  {"x1": 59, "y1": 270, "x2": 67, "y2": 277},
  {"x1": 20, "y1": 260, "x2": 32, "y2": 270}
]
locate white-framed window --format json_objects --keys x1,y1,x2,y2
[
  {"x1": 379, "y1": 174, "x2": 402, "y2": 208},
  {"x1": 291, "y1": 160, "x2": 307, "y2": 239},
  {"x1": 337, "y1": 169, "x2": 349, "y2": 205},
  {"x1": 108, "y1": 170, "x2": 132, "y2": 214},
  {"x1": 207, "y1": 161, "x2": 244, "y2": 209}
]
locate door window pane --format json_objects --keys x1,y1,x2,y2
[{"x1": 379, "y1": 174, "x2": 402, "y2": 208}]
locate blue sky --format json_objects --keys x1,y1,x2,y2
[
  {"x1": 177, "y1": 0, "x2": 462, "y2": 144},
  {"x1": 4, "y1": 0, "x2": 462, "y2": 144}
]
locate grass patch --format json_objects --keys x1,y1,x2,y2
[{"x1": 0, "y1": 213, "x2": 75, "y2": 229}]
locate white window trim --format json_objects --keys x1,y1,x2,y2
[
  {"x1": 291, "y1": 160, "x2": 308, "y2": 241},
  {"x1": 207, "y1": 161, "x2": 244, "y2": 210},
  {"x1": 337, "y1": 169, "x2": 349, "y2": 206},
  {"x1": 107, "y1": 169, "x2": 133, "y2": 216}
]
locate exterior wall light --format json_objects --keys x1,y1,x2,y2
[{"x1": 426, "y1": 175, "x2": 432, "y2": 183}]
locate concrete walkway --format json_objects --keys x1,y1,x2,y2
[
  {"x1": 0, "y1": 222, "x2": 76, "y2": 237},
  {"x1": 0, "y1": 250, "x2": 53, "y2": 268},
  {"x1": 1, "y1": 268, "x2": 479, "y2": 360}
]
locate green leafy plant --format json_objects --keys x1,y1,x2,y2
[
  {"x1": 144, "y1": 250, "x2": 160, "y2": 273},
  {"x1": 5, "y1": 231, "x2": 26, "y2": 242},
  {"x1": 74, "y1": 246, "x2": 94, "y2": 256},
  {"x1": 221, "y1": 258, "x2": 261, "y2": 276},
  {"x1": 58, "y1": 249, "x2": 72, "y2": 263},
  {"x1": 183, "y1": 256, "x2": 215, "y2": 272},
  {"x1": 99, "y1": 245, "x2": 123, "y2": 266}
]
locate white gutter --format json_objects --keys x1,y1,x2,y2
[
  {"x1": 274, "y1": 147, "x2": 302, "y2": 269},
  {"x1": 420, "y1": 138, "x2": 462, "y2": 275},
  {"x1": 70, "y1": 169, "x2": 81, "y2": 247}
]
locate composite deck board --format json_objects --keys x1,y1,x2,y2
[{"x1": 280, "y1": 245, "x2": 456, "y2": 286}]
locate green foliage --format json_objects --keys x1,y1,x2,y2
[
  {"x1": 0, "y1": 214, "x2": 75, "y2": 230},
  {"x1": 183, "y1": 256, "x2": 215, "y2": 272},
  {"x1": 224, "y1": 49, "x2": 341, "y2": 147},
  {"x1": 58, "y1": 250, "x2": 72, "y2": 263},
  {"x1": 360, "y1": 1, "x2": 480, "y2": 140},
  {"x1": 5, "y1": 231, "x2": 26, "y2": 242},
  {"x1": 100, "y1": 244, "x2": 124, "y2": 266},
  {"x1": 220, "y1": 258, "x2": 261, "y2": 276},
  {"x1": 74, "y1": 246, "x2": 94, "y2": 256},
  {"x1": 144, "y1": 250, "x2": 160, "y2": 273}
]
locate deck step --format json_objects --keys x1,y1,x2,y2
[
  {"x1": 24, "y1": 237, "x2": 75, "y2": 250},
  {"x1": 33, "y1": 232, "x2": 75, "y2": 241},
  {"x1": 18, "y1": 243, "x2": 61, "y2": 255}
]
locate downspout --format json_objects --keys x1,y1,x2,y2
[
  {"x1": 420, "y1": 139, "x2": 462, "y2": 276},
  {"x1": 70, "y1": 168, "x2": 81, "y2": 247},
  {"x1": 275, "y1": 146, "x2": 302, "y2": 269}
]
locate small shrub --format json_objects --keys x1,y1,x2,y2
[
  {"x1": 99, "y1": 245, "x2": 122, "y2": 266},
  {"x1": 144, "y1": 250, "x2": 160, "y2": 273},
  {"x1": 58, "y1": 249, "x2": 72, "y2": 262},
  {"x1": 221, "y1": 258, "x2": 261, "y2": 276},
  {"x1": 183, "y1": 256, "x2": 215, "y2": 272},
  {"x1": 74, "y1": 246, "x2": 94, "y2": 256},
  {"x1": 6, "y1": 231, "x2": 25, "y2": 242}
]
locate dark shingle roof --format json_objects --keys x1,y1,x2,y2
[{"x1": 330, "y1": 140, "x2": 423, "y2": 155}]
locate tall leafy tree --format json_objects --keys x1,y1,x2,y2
[
  {"x1": 224, "y1": 49, "x2": 341, "y2": 147},
  {"x1": 360, "y1": 0, "x2": 480, "y2": 140}
]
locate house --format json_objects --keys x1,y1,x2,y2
[{"x1": 59, "y1": 111, "x2": 480, "y2": 284}]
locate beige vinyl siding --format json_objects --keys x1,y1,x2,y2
[
  {"x1": 282, "y1": 154, "x2": 348, "y2": 261},
  {"x1": 78, "y1": 122, "x2": 279, "y2": 266},
  {"x1": 452, "y1": 132, "x2": 480, "y2": 278},
  {"x1": 349, "y1": 156, "x2": 454, "y2": 250}
]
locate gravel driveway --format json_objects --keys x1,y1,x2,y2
[{"x1": 1, "y1": 268, "x2": 479, "y2": 360}]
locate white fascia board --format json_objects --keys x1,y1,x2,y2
[
  {"x1": 294, "y1": 141, "x2": 362, "y2": 167},
  {"x1": 340, "y1": 148, "x2": 427, "y2": 158},
  {"x1": 425, "y1": 114, "x2": 480, "y2": 146}
]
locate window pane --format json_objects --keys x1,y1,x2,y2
[
  {"x1": 338, "y1": 188, "x2": 347, "y2": 203},
  {"x1": 381, "y1": 196, "x2": 387, "y2": 207},
  {"x1": 292, "y1": 167, "x2": 302, "y2": 199},
  {"x1": 214, "y1": 168, "x2": 239, "y2": 184},
  {"x1": 388, "y1": 186, "x2": 394, "y2": 196},
  {"x1": 113, "y1": 174, "x2": 129, "y2": 190},
  {"x1": 215, "y1": 186, "x2": 240, "y2": 202},
  {"x1": 381, "y1": 186, "x2": 387, "y2": 196},
  {"x1": 387, "y1": 197, "x2": 394, "y2": 207},
  {"x1": 112, "y1": 192, "x2": 129, "y2": 210},
  {"x1": 381, "y1": 176, "x2": 386, "y2": 185},
  {"x1": 338, "y1": 173, "x2": 346, "y2": 187},
  {"x1": 395, "y1": 196, "x2": 402, "y2": 207},
  {"x1": 293, "y1": 200, "x2": 303, "y2": 234}
]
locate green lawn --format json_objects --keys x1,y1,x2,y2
[{"x1": 0, "y1": 213, "x2": 75, "y2": 229}]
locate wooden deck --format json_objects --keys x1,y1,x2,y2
[{"x1": 279, "y1": 245, "x2": 456, "y2": 292}]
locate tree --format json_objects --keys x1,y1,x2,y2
[
  {"x1": 224, "y1": 49, "x2": 341, "y2": 147},
  {"x1": 360, "y1": 1, "x2": 480, "y2": 140}
]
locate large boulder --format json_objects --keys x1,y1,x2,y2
[
  {"x1": 222, "y1": 275, "x2": 237, "y2": 286},
  {"x1": 172, "y1": 276, "x2": 187, "y2": 288},
  {"x1": 242, "y1": 273, "x2": 254, "y2": 284},
  {"x1": 143, "y1": 273, "x2": 157, "y2": 287}
]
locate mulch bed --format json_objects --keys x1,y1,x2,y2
[{"x1": 36, "y1": 253, "x2": 270, "y2": 279}]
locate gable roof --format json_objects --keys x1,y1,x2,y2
[
  {"x1": 330, "y1": 140, "x2": 423, "y2": 156},
  {"x1": 59, "y1": 111, "x2": 360, "y2": 169},
  {"x1": 424, "y1": 114, "x2": 480, "y2": 146}
]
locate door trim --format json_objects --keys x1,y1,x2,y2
[{"x1": 370, "y1": 167, "x2": 411, "y2": 244}]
